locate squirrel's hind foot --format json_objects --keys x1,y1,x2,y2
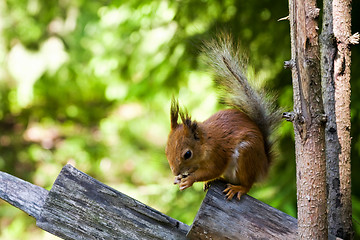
[{"x1": 223, "y1": 184, "x2": 250, "y2": 200}]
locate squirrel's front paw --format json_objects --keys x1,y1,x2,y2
[
  {"x1": 174, "y1": 175, "x2": 182, "y2": 185},
  {"x1": 179, "y1": 175, "x2": 195, "y2": 191}
]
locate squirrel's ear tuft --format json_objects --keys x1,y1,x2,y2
[
  {"x1": 170, "y1": 97, "x2": 179, "y2": 130},
  {"x1": 180, "y1": 112, "x2": 201, "y2": 141},
  {"x1": 190, "y1": 122, "x2": 201, "y2": 141}
]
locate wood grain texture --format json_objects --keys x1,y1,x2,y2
[
  {"x1": 187, "y1": 181, "x2": 298, "y2": 240},
  {"x1": 4, "y1": 166, "x2": 337, "y2": 239},
  {"x1": 0, "y1": 171, "x2": 49, "y2": 219},
  {"x1": 36, "y1": 164, "x2": 189, "y2": 240}
]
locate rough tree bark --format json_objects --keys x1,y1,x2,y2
[
  {"x1": 320, "y1": 0, "x2": 342, "y2": 237},
  {"x1": 287, "y1": 0, "x2": 328, "y2": 238},
  {"x1": 331, "y1": 0, "x2": 357, "y2": 238},
  {"x1": 320, "y1": 0, "x2": 358, "y2": 238}
]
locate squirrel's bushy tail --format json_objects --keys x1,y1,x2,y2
[{"x1": 203, "y1": 33, "x2": 281, "y2": 164}]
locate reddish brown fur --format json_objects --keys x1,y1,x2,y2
[
  {"x1": 166, "y1": 35, "x2": 279, "y2": 199},
  {"x1": 166, "y1": 107, "x2": 268, "y2": 199}
]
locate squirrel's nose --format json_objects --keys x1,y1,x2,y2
[{"x1": 170, "y1": 166, "x2": 179, "y2": 176}]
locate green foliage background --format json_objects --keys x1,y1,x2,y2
[{"x1": 0, "y1": 0, "x2": 359, "y2": 239}]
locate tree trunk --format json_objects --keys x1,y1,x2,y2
[
  {"x1": 332, "y1": 0, "x2": 355, "y2": 238},
  {"x1": 287, "y1": 0, "x2": 328, "y2": 238},
  {"x1": 320, "y1": 0, "x2": 343, "y2": 238},
  {"x1": 320, "y1": 0, "x2": 356, "y2": 238}
]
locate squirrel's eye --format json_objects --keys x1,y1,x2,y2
[{"x1": 183, "y1": 150, "x2": 192, "y2": 160}]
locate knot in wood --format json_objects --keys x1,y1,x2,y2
[
  {"x1": 307, "y1": 7, "x2": 320, "y2": 19},
  {"x1": 284, "y1": 60, "x2": 295, "y2": 69},
  {"x1": 349, "y1": 32, "x2": 359, "y2": 45},
  {"x1": 282, "y1": 112, "x2": 295, "y2": 122}
]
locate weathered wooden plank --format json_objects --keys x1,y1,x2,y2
[
  {"x1": 0, "y1": 171, "x2": 49, "y2": 219},
  {"x1": 36, "y1": 164, "x2": 189, "y2": 240},
  {"x1": 5, "y1": 165, "x2": 332, "y2": 239},
  {"x1": 187, "y1": 181, "x2": 298, "y2": 239}
]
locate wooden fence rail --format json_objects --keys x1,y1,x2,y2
[{"x1": 0, "y1": 164, "x2": 302, "y2": 239}]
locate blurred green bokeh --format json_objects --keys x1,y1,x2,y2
[{"x1": 0, "y1": 0, "x2": 359, "y2": 239}]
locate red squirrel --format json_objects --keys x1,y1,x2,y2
[{"x1": 165, "y1": 35, "x2": 281, "y2": 200}]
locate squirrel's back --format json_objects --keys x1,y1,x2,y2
[{"x1": 204, "y1": 108, "x2": 269, "y2": 183}]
